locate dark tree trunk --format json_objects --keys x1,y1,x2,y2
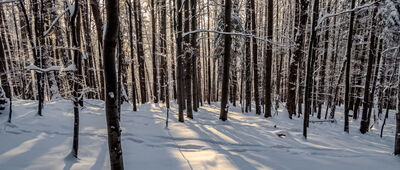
[
  {"x1": 219, "y1": 0, "x2": 232, "y2": 121},
  {"x1": 303, "y1": 0, "x2": 319, "y2": 139},
  {"x1": 245, "y1": 0, "x2": 251, "y2": 113},
  {"x1": 191, "y1": 0, "x2": 199, "y2": 112},
  {"x1": 126, "y1": 0, "x2": 137, "y2": 111},
  {"x1": 70, "y1": 0, "x2": 81, "y2": 158},
  {"x1": 151, "y1": 0, "x2": 158, "y2": 103},
  {"x1": 395, "y1": 76, "x2": 400, "y2": 155},
  {"x1": 104, "y1": 0, "x2": 124, "y2": 168},
  {"x1": 317, "y1": 0, "x2": 331, "y2": 119},
  {"x1": 251, "y1": 0, "x2": 261, "y2": 115},
  {"x1": 184, "y1": 0, "x2": 193, "y2": 118},
  {"x1": 288, "y1": 0, "x2": 309, "y2": 118},
  {"x1": 90, "y1": 0, "x2": 105, "y2": 100},
  {"x1": 159, "y1": 0, "x2": 168, "y2": 104},
  {"x1": 134, "y1": 0, "x2": 147, "y2": 104},
  {"x1": 360, "y1": 7, "x2": 378, "y2": 134},
  {"x1": 176, "y1": 0, "x2": 185, "y2": 122},
  {"x1": 344, "y1": 0, "x2": 356, "y2": 133},
  {"x1": 264, "y1": 0, "x2": 273, "y2": 118}
]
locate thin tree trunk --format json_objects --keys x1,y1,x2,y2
[
  {"x1": 134, "y1": 0, "x2": 147, "y2": 104},
  {"x1": 176, "y1": 0, "x2": 184, "y2": 122}
]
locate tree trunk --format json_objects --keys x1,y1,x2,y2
[
  {"x1": 251, "y1": 0, "x2": 261, "y2": 115},
  {"x1": 126, "y1": 0, "x2": 137, "y2": 111},
  {"x1": 104, "y1": 0, "x2": 124, "y2": 168},
  {"x1": 288, "y1": 0, "x2": 309, "y2": 118},
  {"x1": 184, "y1": 0, "x2": 193, "y2": 118},
  {"x1": 191, "y1": 0, "x2": 199, "y2": 112},
  {"x1": 134, "y1": 0, "x2": 147, "y2": 104},
  {"x1": 70, "y1": 0, "x2": 81, "y2": 158},
  {"x1": 219, "y1": 0, "x2": 232, "y2": 121},
  {"x1": 264, "y1": 0, "x2": 273, "y2": 118},
  {"x1": 151, "y1": 0, "x2": 158, "y2": 103},
  {"x1": 395, "y1": 71, "x2": 400, "y2": 155},
  {"x1": 245, "y1": 0, "x2": 251, "y2": 113},
  {"x1": 344, "y1": 0, "x2": 356, "y2": 133},
  {"x1": 176, "y1": 0, "x2": 185, "y2": 122},
  {"x1": 360, "y1": 7, "x2": 377, "y2": 134},
  {"x1": 303, "y1": 0, "x2": 319, "y2": 138}
]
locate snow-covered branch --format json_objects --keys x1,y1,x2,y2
[
  {"x1": 25, "y1": 64, "x2": 77, "y2": 73},
  {"x1": 183, "y1": 29, "x2": 291, "y2": 47},
  {"x1": 0, "y1": 0, "x2": 16, "y2": 4},
  {"x1": 317, "y1": 1, "x2": 378, "y2": 29},
  {"x1": 43, "y1": 1, "x2": 76, "y2": 37}
]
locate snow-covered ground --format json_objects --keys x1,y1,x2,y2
[{"x1": 0, "y1": 99, "x2": 399, "y2": 170}]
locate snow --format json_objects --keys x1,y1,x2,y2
[
  {"x1": 25, "y1": 65, "x2": 77, "y2": 73},
  {"x1": 108, "y1": 92, "x2": 114, "y2": 99},
  {"x1": 0, "y1": 100, "x2": 399, "y2": 170}
]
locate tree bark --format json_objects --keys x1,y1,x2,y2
[
  {"x1": 360, "y1": 7, "x2": 378, "y2": 134},
  {"x1": 288, "y1": 0, "x2": 309, "y2": 118},
  {"x1": 133, "y1": 0, "x2": 147, "y2": 104},
  {"x1": 344, "y1": 0, "x2": 356, "y2": 133},
  {"x1": 104, "y1": 0, "x2": 124, "y2": 168},
  {"x1": 303, "y1": 0, "x2": 319, "y2": 138},
  {"x1": 264, "y1": 0, "x2": 273, "y2": 118},
  {"x1": 219, "y1": 0, "x2": 232, "y2": 121}
]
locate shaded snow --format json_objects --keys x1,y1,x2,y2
[{"x1": 0, "y1": 100, "x2": 399, "y2": 170}]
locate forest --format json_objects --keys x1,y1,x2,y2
[{"x1": 0, "y1": 0, "x2": 399, "y2": 169}]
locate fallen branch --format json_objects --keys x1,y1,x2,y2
[{"x1": 310, "y1": 119, "x2": 336, "y2": 123}]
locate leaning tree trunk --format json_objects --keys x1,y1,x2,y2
[
  {"x1": 219, "y1": 0, "x2": 232, "y2": 121},
  {"x1": 103, "y1": 0, "x2": 124, "y2": 169}
]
